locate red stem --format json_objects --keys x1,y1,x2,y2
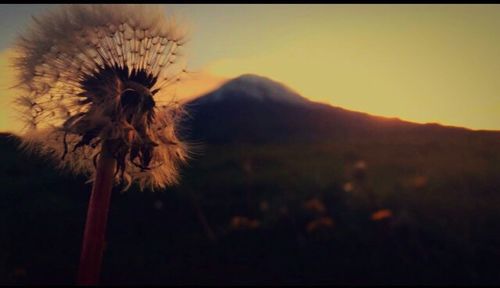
[{"x1": 77, "y1": 146, "x2": 116, "y2": 285}]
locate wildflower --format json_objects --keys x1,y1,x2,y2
[
  {"x1": 343, "y1": 181, "x2": 354, "y2": 192},
  {"x1": 230, "y1": 216, "x2": 260, "y2": 230},
  {"x1": 353, "y1": 160, "x2": 367, "y2": 171},
  {"x1": 304, "y1": 197, "x2": 326, "y2": 214},
  {"x1": 306, "y1": 216, "x2": 334, "y2": 233},
  {"x1": 371, "y1": 209, "x2": 393, "y2": 221},
  {"x1": 13, "y1": 4, "x2": 189, "y2": 191},
  {"x1": 412, "y1": 175, "x2": 428, "y2": 189}
]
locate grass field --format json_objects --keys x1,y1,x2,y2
[{"x1": 1, "y1": 132, "x2": 499, "y2": 284}]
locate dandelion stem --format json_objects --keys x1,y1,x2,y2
[{"x1": 77, "y1": 143, "x2": 116, "y2": 285}]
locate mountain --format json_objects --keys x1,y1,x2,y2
[
  {"x1": 193, "y1": 74, "x2": 310, "y2": 106},
  {"x1": 182, "y1": 74, "x2": 499, "y2": 144}
]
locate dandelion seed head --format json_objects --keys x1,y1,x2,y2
[{"x1": 13, "y1": 4, "x2": 190, "y2": 190}]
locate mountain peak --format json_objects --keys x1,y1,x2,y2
[{"x1": 194, "y1": 74, "x2": 310, "y2": 105}]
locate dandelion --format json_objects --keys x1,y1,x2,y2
[{"x1": 12, "y1": 4, "x2": 190, "y2": 284}]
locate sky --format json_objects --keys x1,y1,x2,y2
[{"x1": 0, "y1": 4, "x2": 499, "y2": 132}]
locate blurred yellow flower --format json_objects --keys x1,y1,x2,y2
[
  {"x1": 354, "y1": 160, "x2": 367, "y2": 171},
  {"x1": 304, "y1": 197, "x2": 326, "y2": 214},
  {"x1": 306, "y1": 217, "x2": 334, "y2": 233},
  {"x1": 412, "y1": 175, "x2": 428, "y2": 189},
  {"x1": 343, "y1": 182, "x2": 354, "y2": 192},
  {"x1": 371, "y1": 209, "x2": 393, "y2": 221},
  {"x1": 230, "y1": 216, "x2": 260, "y2": 230}
]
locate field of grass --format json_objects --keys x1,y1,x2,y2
[{"x1": 0, "y1": 133, "x2": 499, "y2": 285}]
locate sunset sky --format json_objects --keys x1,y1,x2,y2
[{"x1": 0, "y1": 4, "x2": 499, "y2": 132}]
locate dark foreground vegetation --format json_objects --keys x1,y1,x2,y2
[{"x1": 1, "y1": 129, "x2": 499, "y2": 285}]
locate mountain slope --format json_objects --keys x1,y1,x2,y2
[{"x1": 182, "y1": 74, "x2": 498, "y2": 144}]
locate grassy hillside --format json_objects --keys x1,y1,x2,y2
[{"x1": 1, "y1": 132, "x2": 500, "y2": 284}]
